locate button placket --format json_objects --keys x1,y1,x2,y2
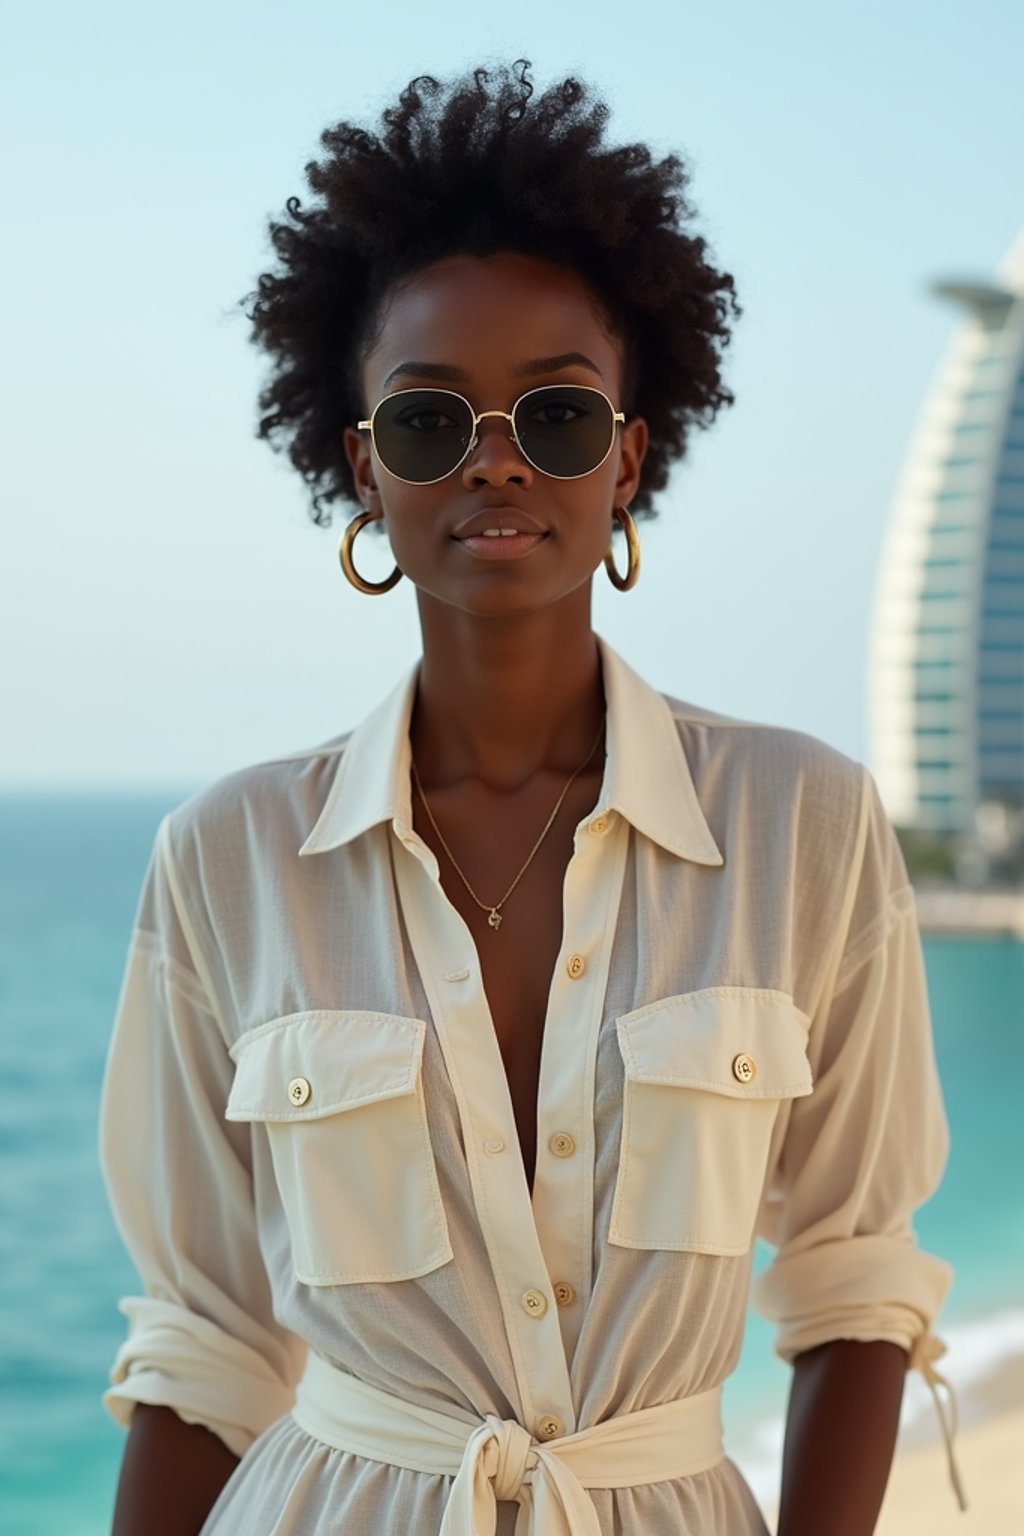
[
  {"x1": 391, "y1": 834, "x2": 576, "y2": 1437},
  {"x1": 530, "y1": 814, "x2": 630, "y2": 1365}
]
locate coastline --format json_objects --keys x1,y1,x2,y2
[{"x1": 913, "y1": 885, "x2": 1024, "y2": 939}]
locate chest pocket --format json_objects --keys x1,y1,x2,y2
[
  {"x1": 226, "y1": 1010, "x2": 452, "y2": 1286},
  {"x1": 609, "y1": 989, "x2": 813, "y2": 1256}
]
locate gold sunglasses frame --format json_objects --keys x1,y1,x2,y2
[{"x1": 357, "y1": 384, "x2": 626, "y2": 485}]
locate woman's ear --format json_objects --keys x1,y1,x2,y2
[
  {"x1": 616, "y1": 414, "x2": 649, "y2": 509},
  {"x1": 343, "y1": 425, "x2": 381, "y2": 509}
]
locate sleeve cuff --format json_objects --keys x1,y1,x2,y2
[
  {"x1": 103, "y1": 1296, "x2": 300, "y2": 1459},
  {"x1": 750, "y1": 1233, "x2": 953, "y2": 1363}
]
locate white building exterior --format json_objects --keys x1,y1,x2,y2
[{"x1": 868, "y1": 229, "x2": 1024, "y2": 834}]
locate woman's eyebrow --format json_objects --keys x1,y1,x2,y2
[
  {"x1": 382, "y1": 361, "x2": 465, "y2": 388},
  {"x1": 381, "y1": 352, "x2": 605, "y2": 389},
  {"x1": 513, "y1": 352, "x2": 605, "y2": 380}
]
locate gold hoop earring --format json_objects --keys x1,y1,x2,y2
[
  {"x1": 604, "y1": 506, "x2": 641, "y2": 591},
  {"x1": 339, "y1": 511, "x2": 403, "y2": 595}
]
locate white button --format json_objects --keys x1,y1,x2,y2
[
  {"x1": 484, "y1": 1138, "x2": 505, "y2": 1154},
  {"x1": 521, "y1": 1289, "x2": 548, "y2": 1318},
  {"x1": 536, "y1": 1414, "x2": 564, "y2": 1439},
  {"x1": 549, "y1": 1132, "x2": 576, "y2": 1158},
  {"x1": 444, "y1": 967, "x2": 471, "y2": 982},
  {"x1": 589, "y1": 816, "x2": 610, "y2": 836},
  {"x1": 732, "y1": 1053, "x2": 757, "y2": 1084},
  {"x1": 553, "y1": 1281, "x2": 576, "y2": 1307},
  {"x1": 287, "y1": 1077, "x2": 311, "y2": 1107}
]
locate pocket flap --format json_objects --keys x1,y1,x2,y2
[
  {"x1": 617, "y1": 988, "x2": 813, "y2": 1100},
  {"x1": 225, "y1": 1010, "x2": 426, "y2": 1122}
]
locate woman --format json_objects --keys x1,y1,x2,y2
[{"x1": 100, "y1": 61, "x2": 962, "y2": 1536}]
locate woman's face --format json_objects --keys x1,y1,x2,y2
[{"x1": 344, "y1": 251, "x2": 648, "y2": 618}]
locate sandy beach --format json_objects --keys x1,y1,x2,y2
[
  {"x1": 879, "y1": 1345, "x2": 1024, "y2": 1534},
  {"x1": 875, "y1": 1404, "x2": 1024, "y2": 1533}
]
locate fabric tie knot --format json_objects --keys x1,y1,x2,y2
[
  {"x1": 908, "y1": 1331, "x2": 946, "y2": 1373},
  {"x1": 478, "y1": 1415, "x2": 538, "y2": 1502}
]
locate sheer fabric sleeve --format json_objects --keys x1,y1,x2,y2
[
  {"x1": 751, "y1": 766, "x2": 966, "y2": 1506},
  {"x1": 99, "y1": 813, "x2": 306, "y2": 1457},
  {"x1": 752, "y1": 771, "x2": 952, "y2": 1358}
]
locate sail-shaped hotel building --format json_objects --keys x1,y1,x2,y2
[{"x1": 868, "y1": 229, "x2": 1024, "y2": 837}]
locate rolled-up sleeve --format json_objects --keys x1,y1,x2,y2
[
  {"x1": 751, "y1": 767, "x2": 953, "y2": 1365},
  {"x1": 99, "y1": 814, "x2": 306, "y2": 1458}
]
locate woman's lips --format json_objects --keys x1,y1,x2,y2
[{"x1": 454, "y1": 533, "x2": 548, "y2": 560}]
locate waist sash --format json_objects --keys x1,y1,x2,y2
[{"x1": 292, "y1": 1350, "x2": 725, "y2": 1536}]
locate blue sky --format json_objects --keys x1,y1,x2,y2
[{"x1": 2, "y1": 0, "x2": 1021, "y2": 788}]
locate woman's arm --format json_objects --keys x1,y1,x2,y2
[
  {"x1": 100, "y1": 818, "x2": 306, "y2": 1517},
  {"x1": 776, "y1": 1338, "x2": 907, "y2": 1536},
  {"x1": 111, "y1": 1405, "x2": 239, "y2": 1536}
]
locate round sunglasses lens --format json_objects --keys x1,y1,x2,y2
[
  {"x1": 514, "y1": 387, "x2": 615, "y2": 477},
  {"x1": 372, "y1": 391, "x2": 474, "y2": 482}
]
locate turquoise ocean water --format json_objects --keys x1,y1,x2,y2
[{"x1": 1, "y1": 793, "x2": 1022, "y2": 1533}]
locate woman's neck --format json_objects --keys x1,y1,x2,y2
[{"x1": 410, "y1": 594, "x2": 606, "y2": 794}]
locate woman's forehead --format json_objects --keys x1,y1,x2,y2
[{"x1": 363, "y1": 252, "x2": 624, "y2": 393}]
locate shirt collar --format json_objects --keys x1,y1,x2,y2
[{"x1": 298, "y1": 634, "x2": 723, "y2": 867}]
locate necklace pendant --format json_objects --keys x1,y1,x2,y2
[{"x1": 487, "y1": 909, "x2": 503, "y2": 930}]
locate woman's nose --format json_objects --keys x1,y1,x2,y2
[{"x1": 461, "y1": 414, "x2": 534, "y2": 486}]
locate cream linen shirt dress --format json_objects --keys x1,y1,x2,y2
[{"x1": 99, "y1": 634, "x2": 957, "y2": 1535}]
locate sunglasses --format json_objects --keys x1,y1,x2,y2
[{"x1": 357, "y1": 385, "x2": 626, "y2": 485}]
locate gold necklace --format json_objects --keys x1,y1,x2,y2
[{"x1": 409, "y1": 719, "x2": 605, "y2": 932}]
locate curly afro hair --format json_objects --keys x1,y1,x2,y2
[{"x1": 243, "y1": 59, "x2": 741, "y2": 528}]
